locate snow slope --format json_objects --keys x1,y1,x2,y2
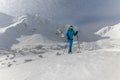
[
  {"x1": 0, "y1": 12, "x2": 14, "y2": 28},
  {"x1": 0, "y1": 50, "x2": 120, "y2": 80},
  {"x1": 0, "y1": 14, "x2": 120, "y2": 80},
  {"x1": 93, "y1": 23, "x2": 120, "y2": 49},
  {"x1": 96, "y1": 23, "x2": 120, "y2": 39},
  {"x1": 73, "y1": 23, "x2": 120, "y2": 50},
  {"x1": 0, "y1": 14, "x2": 64, "y2": 49}
]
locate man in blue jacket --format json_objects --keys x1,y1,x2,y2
[{"x1": 66, "y1": 25, "x2": 78, "y2": 53}]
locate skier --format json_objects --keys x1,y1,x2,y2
[{"x1": 66, "y1": 25, "x2": 78, "y2": 53}]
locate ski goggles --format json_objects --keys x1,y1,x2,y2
[{"x1": 69, "y1": 26, "x2": 73, "y2": 29}]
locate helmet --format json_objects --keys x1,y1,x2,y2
[{"x1": 69, "y1": 25, "x2": 73, "y2": 29}]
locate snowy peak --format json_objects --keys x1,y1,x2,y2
[
  {"x1": 4, "y1": 14, "x2": 61, "y2": 36},
  {"x1": 8, "y1": 14, "x2": 62, "y2": 39},
  {"x1": 12, "y1": 15, "x2": 27, "y2": 23},
  {"x1": 96, "y1": 23, "x2": 120, "y2": 39}
]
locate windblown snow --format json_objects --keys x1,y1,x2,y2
[{"x1": 0, "y1": 13, "x2": 120, "y2": 80}]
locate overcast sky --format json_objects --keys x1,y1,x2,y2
[{"x1": 0, "y1": 0, "x2": 120, "y2": 27}]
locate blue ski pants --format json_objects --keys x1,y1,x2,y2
[{"x1": 68, "y1": 40, "x2": 73, "y2": 53}]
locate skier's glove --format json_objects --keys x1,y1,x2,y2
[
  {"x1": 76, "y1": 31, "x2": 78, "y2": 34},
  {"x1": 67, "y1": 37, "x2": 70, "y2": 40},
  {"x1": 75, "y1": 31, "x2": 78, "y2": 35}
]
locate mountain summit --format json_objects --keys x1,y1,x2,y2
[{"x1": 96, "y1": 23, "x2": 120, "y2": 39}]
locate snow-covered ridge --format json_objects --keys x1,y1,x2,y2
[
  {"x1": 95, "y1": 26, "x2": 113, "y2": 36},
  {"x1": 90, "y1": 23, "x2": 120, "y2": 49},
  {"x1": 96, "y1": 23, "x2": 120, "y2": 39},
  {"x1": 0, "y1": 14, "x2": 63, "y2": 49},
  {"x1": 0, "y1": 16, "x2": 25, "y2": 33}
]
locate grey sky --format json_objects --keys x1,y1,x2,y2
[{"x1": 0, "y1": 0, "x2": 120, "y2": 27}]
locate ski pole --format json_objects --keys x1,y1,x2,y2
[{"x1": 77, "y1": 31, "x2": 81, "y2": 53}]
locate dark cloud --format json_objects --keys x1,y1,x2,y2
[{"x1": 0, "y1": 0, "x2": 120, "y2": 27}]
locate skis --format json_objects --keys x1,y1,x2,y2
[
  {"x1": 74, "y1": 26, "x2": 81, "y2": 53},
  {"x1": 56, "y1": 28, "x2": 68, "y2": 54},
  {"x1": 76, "y1": 31, "x2": 81, "y2": 53}
]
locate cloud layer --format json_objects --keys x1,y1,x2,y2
[{"x1": 0, "y1": 0, "x2": 120, "y2": 27}]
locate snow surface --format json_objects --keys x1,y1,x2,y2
[
  {"x1": 0, "y1": 49, "x2": 120, "y2": 80},
  {"x1": 0, "y1": 13, "x2": 120, "y2": 80}
]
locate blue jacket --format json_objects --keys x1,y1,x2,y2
[{"x1": 66, "y1": 29, "x2": 77, "y2": 40}]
